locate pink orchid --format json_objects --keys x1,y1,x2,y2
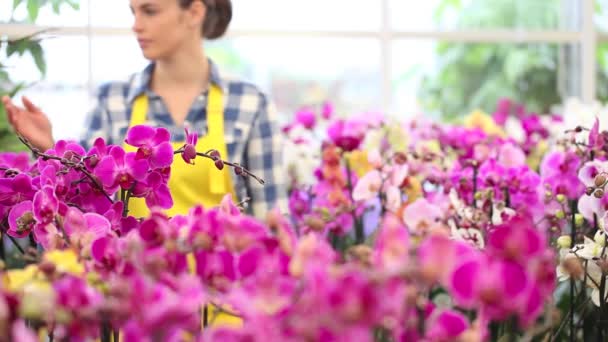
[
  {"x1": 373, "y1": 214, "x2": 409, "y2": 274},
  {"x1": 327, "y1": 119, "x2": 365, "y2": 152},
  {"x1": 125, "y1": 125, "x2": 174, "y2": 168},
  {"x1": 352, "y1": 170, "x2": 382, "y2": 202},
  {"x1": 295, "y1": 108, "x2": 316, "y2": 129},
  {"x1": 402, "y1": 198, "x2": 443, "y2": 234},
  {"x1": 94, "y1": 146, "x2": 149, "y2": 191}
]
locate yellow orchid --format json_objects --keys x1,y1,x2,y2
[
  {"x1": 43, "y1": 249, "x2": 84, "y2": 275},
  {"x1": 526, "y1": 139, "x2": 549, "y2": 171},
  {"x1": 463, "y1": 109, "x2": 506, "y2": 137},
  {"x1": 3, "y1": 265, "x2": 40, "y2": 292},
  {"x1": 385, "y1": 123, "x2": 410, "y2": 152},
  {"x1": 20, "y1": 281, "x2": 55, "y2": 320},
  {"x1": 403, "y1": 176, "x2": 423, "y2": 205},
  {"x1": 345, "y1": 150, "x2": 372, "y2": 177}
]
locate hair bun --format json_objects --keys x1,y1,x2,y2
[{"x1": 203, "y1": 0, "x2": 232, "y2": 39}]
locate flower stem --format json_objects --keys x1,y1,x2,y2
[
  {"x1": 344, "y1": 156, "x2": 363, "y2": 244},
  {"x1": 17, "y1": 135, "x2": 114, "y2": 204},
  {"x1": 570, "y1": 199, "x2": 577, "y2": 342},
  {"x1": 472, "y1": 163, "x2": 479, "y2": 207}
]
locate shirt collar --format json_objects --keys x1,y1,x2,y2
[{"x1": 126, "y1": 57, "x2": 226, "y2": 104}]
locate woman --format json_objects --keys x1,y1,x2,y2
[{"x1": 2, "y1": 0, "x2": 288, "y2": 220}]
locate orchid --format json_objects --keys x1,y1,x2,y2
[{"x1": 3, "y1": 96, "x2": 608, "y2": 341}]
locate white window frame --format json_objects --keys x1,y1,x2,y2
[{"x1": 0, "y1": 0, "x2": 601, "y2": 112}]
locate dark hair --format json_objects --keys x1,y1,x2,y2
[{"x1": 179, "y1": 0, "x2": 232, "y2": 39}]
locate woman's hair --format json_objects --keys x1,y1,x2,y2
[{"x1": 179, "y1": 0, "x2": 232, "y2": 39}]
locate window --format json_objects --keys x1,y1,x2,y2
[{"x1": 0, "y1": 0, "x2": 601, "y2": 142}]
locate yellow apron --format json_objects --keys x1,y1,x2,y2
[
  {"x1": 37, "y1": 87, "x2": 240, "y2": 342},
  {"x1": 125, "y1": 85, "x2": 236, "y2": 217},
  {"x1": 123, "y1": 85, "x2": 241, "y2": 337}
]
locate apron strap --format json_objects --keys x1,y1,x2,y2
[
  {"x1": 130, "y1": 94, "x2": 149, "y2": 127},
  {"x1": 130, "y1": 85, "x2": 224, "y2": 137},
  {"x1": 128, "y1": 85, "x2": 230, "y2": 196},
  {"x1": 206, "y1": 85, "x2": 224, "y2": 138}
]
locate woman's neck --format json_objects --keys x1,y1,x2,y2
[{"x1": 152, "y1": 46, "x2": 209, "y2": 91}]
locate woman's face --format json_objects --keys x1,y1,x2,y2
[{"x1": 130, "y1": 0, "x2": 203, "y2": 60}]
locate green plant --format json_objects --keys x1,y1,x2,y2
[
  {"x1": 0, "y1": 0, "x2": 79, "y2": 152},
  {"x1": 418, "y1": 0, "x2": 608, "y2": 119}
]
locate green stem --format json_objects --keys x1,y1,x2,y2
[
  {"x1": 344, "y1": 156, "x2": 363, "y2": 244},
  {"x1": 570, "y1": 199, "x2": 577, "y2": 342}
]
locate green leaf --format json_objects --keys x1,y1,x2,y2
[
  {"x1": 503, "y1": 50, "x2": 531, "y2": 84},
  {"x1": 27, "y1": 0, "x2": 40, "y2": 22},
  {"x1": 51, "y1": 0, "x2": 60, "y2": 13},
  {"x1": 29, "y1": 42, "x2": 46, "y2": 76},
  {"x1": 0, "y1": 69, "x2": 9, "y2": 82},
  {"x1": 12, "y1": 0, "x2": 24, "y2": 11},
  {"x1": 8, "y1": 83, "x2": 26, "y2": 98},
  {"x1": 67, "y1": 0, "x2": 79, "y2": 10},
  {"x1": 6, "y1": 39, "x2": 31, "y2": 57}
]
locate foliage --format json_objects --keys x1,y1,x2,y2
[
  {"x1": 0, "y1": 0, "x2": 79, "y2": 152},
  {"x1": 419, "y1": 0, "x2": 608, "y2": 119}
]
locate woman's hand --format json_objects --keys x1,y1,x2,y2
[{"x1": 2, "y1": 95, "x2": 54, "y2": 151}]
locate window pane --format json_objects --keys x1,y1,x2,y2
[
  {"x1": 231, "y1": 0, "x2": 380, "y2": 31},
  {"x1": 393, "y1": 41, "x2": 576, "y2": 118},
  {"x1": 390, "y1": 0, "x2": 579, "y2": 31},
  {"x1": 6, "y1": 36, "x2": 90, "y2": 141},
  {"x1": 0, "y1": 1, "x2": 86, "y2": 26},
  {"x1": 597, "y1": 0, "x2": 608, "y2": 33},
  {"x1": 597, "y1": 43, "x2": 608, "y2": 101},
  {"x1": 207, "y1": 37, "x2": 382, "y2": 120},
  {"x1": 15, "y1": 88, "x2": 91, "y2": 142},
  {"x1": 89, "y1": 0, "x2": 381, "y2": 31},
  {"x1": 90, "y1": 36, "x2": 148, "y2": 86},
  {"x1": 5, "y1": 36, "x2": 89, "y2": 86},
  {"x1": 90, "y1": 0, "x2": 133, "y2": 28}
]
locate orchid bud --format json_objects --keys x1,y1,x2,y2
[
  {"x1": 595, "y1": 189, "x2": 605, "y2": 198},
  {"x1": 88, "y1": 155, "x2": 100, "y2": 168},
  {"x1": 555, "y1": 194, "x2": 566, "y2": 203},
  {"x1": 394, "y1": 152, "x2": 407, "y2": 164},
  {"x1": 182, "y1": 144, "x2": 197, "y2": 164},
  {"x1": 563, "y1": 258, "x2": 584, "y2": 279},
  {"x1": 214, "y1": 159, "x2": 224, "y2": 170},
  {"x1": 595, "y1": 174, "x2": 607, "y2": 187},
  {"x1": 594, "y1": 231, "x2": 606, "y2": 246},
  {"x1": 557, "y1": 235, "x2": 572, "y2": 248},
  {"x1": 63, "y1": 150, "x2": 76, "y2": 160},
  {"x1": 234, "y1": 164, "x2": 244, "y2": 176},
  {"x1": 555, "y1": 210, "x2": 565, "y2": 220},
  {"x1": 305, "y1": 216, "x2": 326, "y2": 232},
  {"x1": 38, "y1": 261, "x2": 56, "y2": 278},
  {"x1": 209, "y1": 149, "x2": 221, "y2": 161},
  {"x1": 574, "y1": 214, "x2": 585, "y2": 227}
]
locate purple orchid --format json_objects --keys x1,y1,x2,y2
[
  {"x1": 94, "y1": 146, "x2": 149, "y2": 191},
  {"x1": 125, "y1": 125, "x2": 174, "y2": 169},
  {"x1": 295, "y1": 108, "x2": 316, "y2": 130},
  {"x1": 327, "y1": 119, "x2": 365, "y2": 152}
]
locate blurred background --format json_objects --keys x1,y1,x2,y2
[{"x1": 1, "y1": 0, "x2": 608, "y2": 149}]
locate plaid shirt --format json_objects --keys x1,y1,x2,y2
[{"x1": 80, "y1": 59, "x2": 287, "y2": 218}]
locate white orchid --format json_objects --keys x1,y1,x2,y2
[{"x1": 556, "y1": 231, "x2": 608, "y2": 306}]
